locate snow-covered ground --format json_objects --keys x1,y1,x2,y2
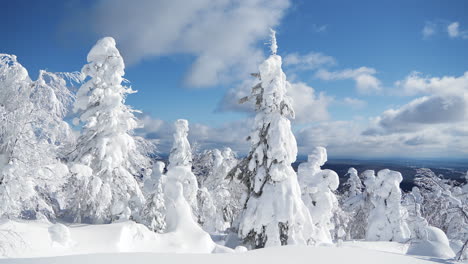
[{"x1": 0, "y1": 220, "x2": 453, "y2": 264}]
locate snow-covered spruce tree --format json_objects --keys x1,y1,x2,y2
[
  {"x1": 228, "y1": 30, "x2": 315, "y2": 248},
  {"x1": 196, "y1": 148, "x2": 243, "y2": 233},
  {"x1": 67, "y1": 37, "x2": 150, "y2": 223},
  {"x1": 365, "y1": 169, "x2": 410, "y2": 242},
  {"x1": 298, "y1": 147, "x2": 342, "y2": 243},
  {"x1": 0, "y1": 55, "x2": 72, "y2": 220},
  {"x1": 166, "y1": 119, "x2": 199, "y2": 215},
  {"x1": 140, "y1": 161, "x2": 166, "y2": 233}
]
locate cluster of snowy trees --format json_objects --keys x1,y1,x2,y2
[{"x1": 0, "y1": 33, "x2": 467, "y2": 260}]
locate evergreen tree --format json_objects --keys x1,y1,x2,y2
[
  {"x1": 229, "y1": 30, "x2": 314, "y2": 248},
  {"x1": 67, "y1": 37, "x2": 150, "y2": 223}
]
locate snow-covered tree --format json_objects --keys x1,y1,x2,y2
[
  {"x1": 365, "y1": 169, "x2": 410, "y2": 242},
  {"x1": 66, "y1": 37, "x2": 150, "y2": 223},
  {"x1": 403, "y1": 187, "x2": 429, "y2": 241},
  {"x1": 342, "y1": 168, "x2": 363, "y2": 200},
  {"x1": 413, "y1": 168, "x2": 468, "y2": 260},
  {"x1": 196, "y1": 148, "x2": 243, "y2": 233},
  {"x1": 298, "y1": 147, "x2": 341, "y2": 243},
  {"x1": 166, "y1": 119, "x2": 199, "y2": 214},
  {"x1": 140, "y1": 161, "x2": 166, "y2": 233},
  {"x1": 340, "y1": 168, "x2": 371, "y2": 240},
  {"x1": 0, "y1": 54, "x2": 72, "y2": 220},
  {"x1": 228, "y1": 30, "x2": 315, "y2": 248}
]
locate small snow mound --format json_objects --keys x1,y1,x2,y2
[
  {"x1": 406, "y1": 226, "x2": 455, "y2": 259},
  {"x1": 235, "y1": 246, "x2": 248, "y2": 252},
  {"x1": 48, "y1": 223, "x2": 72, "y2": 247}
]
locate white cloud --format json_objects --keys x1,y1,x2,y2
[
  {"x1": 283, "y1": 52, "x2": 336, "y2": 71},
  {"x1": 218, "y1": 80, "x2": 333, "y2": 124},
  {"x1": 447, "y1": 21, "x2": 468, "y2": 39},
  {"x1": 295, "y1": 120, "x2": 468, "y2": 158},
  {"x1": 422, "y1": 22, "x2": 436, "y2": 38},
  {"x1": 421, "y1": 20, "x2": 468, "y2": 40},
  {"x1": 366, "y1": 95, "x2": 468, "y2": 135},
  {"x1": 288, "y1": 82, "x2": 333, "y2": 123},
  {"x1": 448, "y1": 22, "x2": 460, "y2": 38},
  {"x1": 395, "y1": 71, "x2": 468, "y2": 96},
  {"x1": 315, "y1": 67, "x2": 382, "y2": 94},
  {"x1": 84, "y1": 0, "x2": 290, "y2": 88},
  {"x1": 312, "y1": 24, "x2": 328, "y2": 33}
]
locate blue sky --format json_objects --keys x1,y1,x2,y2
[{"x1": 2, "y1": 0, "x2": 468, "y2": 158}]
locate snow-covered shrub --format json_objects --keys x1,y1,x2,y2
[
  {"x1": 228, "y1": 30, "x2": 315, "y2": 248},
  {"x1": 67, "y1": 37, "x2": 150, "y2": 223},
  {"x1": 166, "y1": 119, "x2": 199, "y2": 216},
  {"x1": 407, "y1": 226, "x2": 455, "y2": 259},
  {"x1": 413, "y1": 168, "x2": 468, "y2": 260},
  {"x1": 365, "y1": 169, "x2": 410, "y2": 242},
  {"x1": 48, "y1": 223, "x2": 72, "y2": 247},
  {"x1": 298, "y1": 147, "x2": 341, "y2": 243}
]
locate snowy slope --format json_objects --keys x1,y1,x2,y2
[
  {"x1": 0, "y1": 219, "x2": 226, "y2": 258},
  {"x1": 0, "y1": 245, "x2": 444, "y2": 264},
  {"x1": 0, "y1": 220, "x2": 454, "y2": 264}
]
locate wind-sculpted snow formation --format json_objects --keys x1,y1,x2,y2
[
  {"x1": 166, "y1": 119, "x2": 199, "y2": 215},
  {"x1": 298, "y1": 147, "x2": 341, "y2": 243},
  {"x1": 365, "y1": 169, "x2": 410, "y2": 242}
]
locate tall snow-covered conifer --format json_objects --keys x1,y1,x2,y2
[
  {"x1": 229, "y1": 30, "x2": 314, "y2": 248},
  {"x1": 67, "y1": 37, "x2": 150, "y2": 223}
]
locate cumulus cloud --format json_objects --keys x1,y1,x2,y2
[
  {"x1": 283, "y1": 52, "x2": 336, "y2": 71},
  {"x1": 315, "y1": 67, "x2": 382, "y2": 94},
  {"x1": 366, "y1": 95, "x2": 468, "y2": 134},
  {"x1": 364, "y1": 71, "x2": 468, "y2": 136},
  {"x1": 80, "y1": 0, "x2": 290, "y2": 87},
  {"x1": 296, "y1": 121, "x2": 468, "y2": 158},
  {"x1": 218, "y1": 80, "x2": 333, "y2": 124},
  {"x1": 395, "y1": 71, "x2": 468, "y2": 96}
]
